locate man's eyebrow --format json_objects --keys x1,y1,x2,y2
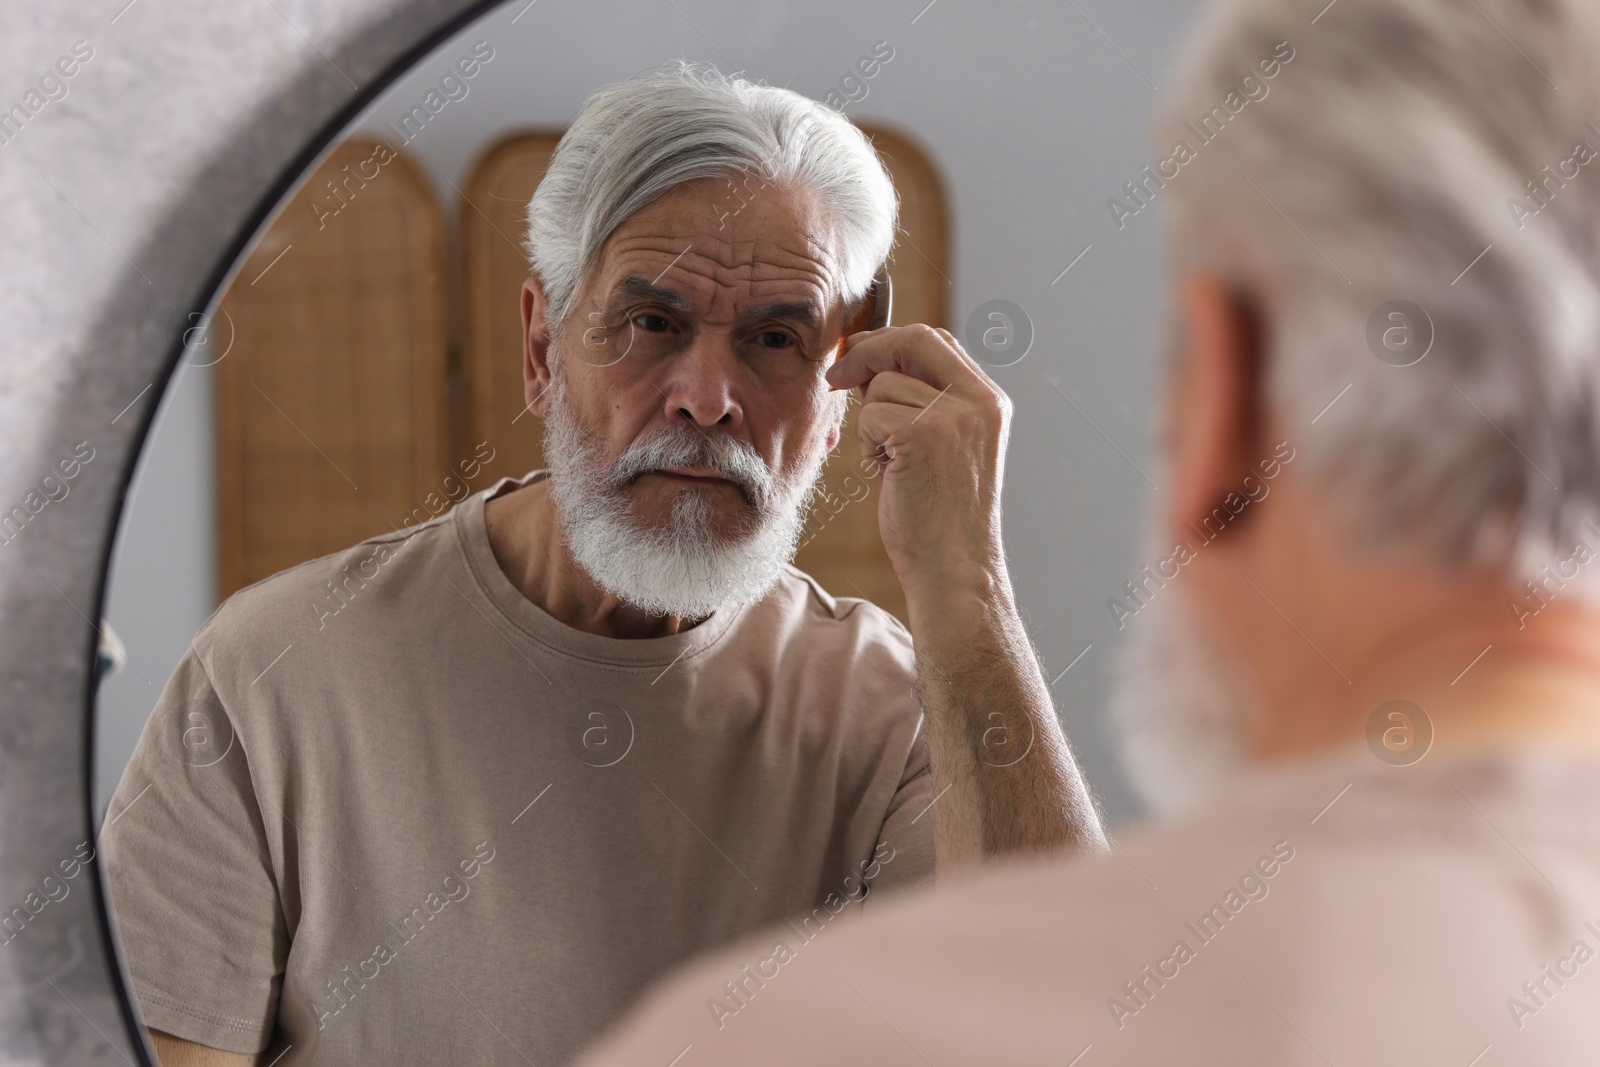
[
  {"x1": 610, "y1": 276, "x2": 695, "y2": 312},
  {"x1": 742, "y1": 299, "x2": 823, "y2": 328},
  {"x1": 609, "y1": 276, "x2": 824, "y2": 329}
]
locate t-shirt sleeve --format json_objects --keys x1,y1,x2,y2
[
  {"x1": 100, "y1": 641, "x2": 286, "y2": 1055},
  {"x1": 862, "y1": 714, "x2": 937, "y2": 904}
]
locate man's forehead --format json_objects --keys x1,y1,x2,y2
[
  {"x1": 591, "y1": 180, "x2": 845, "y2": 304},
  {"x1": 594, "y1": 252, "x2": 833, "y2": 309}
]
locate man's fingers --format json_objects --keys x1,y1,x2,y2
[
  {"x1": 827, "y1": 323, "x2": 967, "y2": 392},
  {"x1": 931, "y1": 325, "x2": 1008, "y2": 397},
  {"x1": 856, "y1": 383, "x2": 982, "y2": 463},
  {"x1": 860, "y1": 369, "x2": 944, "y2": 410},
  {"x1": 855, "y1": 398, "x2": 932, "y2": 469}
]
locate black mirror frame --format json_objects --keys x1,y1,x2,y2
[{"x1": 0, "y1": 2, "x2": 502, "y2": 1061}]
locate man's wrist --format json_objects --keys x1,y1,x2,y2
[{"x1": 901, "y1": 556, "x2": 1016, "y2": 633}]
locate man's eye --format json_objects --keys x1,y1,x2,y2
[
  {"x1": 632, "y1": 313, "x2": 673, "y2": 333},
  {"x1": 755, "y1": 330, "x2": 793, "y2": 349}
]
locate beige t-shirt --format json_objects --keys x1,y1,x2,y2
[
  {"x1": 577, "y1": 743, "x2": 1600, "y2": 1066},
  {"x1": 101, "y1": 470, "x2": 934, "y2": 1064}
]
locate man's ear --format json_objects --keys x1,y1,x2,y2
[
  {"x1": 822, "y1": 391, "x2": 847, "y2": 454},
  {"x1": 1164, "y1": 275, "x2": 1266, "y2": 544},
  {"x1": 522, "y1": 275, "x2": 556, "y2": 418}
]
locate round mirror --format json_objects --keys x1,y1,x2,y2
[{"x1": 88, "y1": 1, "x2": 1192, "y2": 1061}]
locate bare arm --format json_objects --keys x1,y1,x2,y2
[
  {"x1": 828, "y1": 323, "x2": 1109, "y2": 874},
  {"x1": 907, "y1": 571, "x2": 1109, "y2": 870},
  {"x1": 147, "y1": 1029, "x2": 257, "y2": 1067}
]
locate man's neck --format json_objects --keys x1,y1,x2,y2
[
  {"x1": 482, "y1": 479, "x2": 703, "y2": 639},
  {"x1": 1258, "y1": 597, "x2": 1600, "y2": 762}
]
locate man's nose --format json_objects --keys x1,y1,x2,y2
[{"x1": 657, "y1": 337, "x2": 742, "y2": 430}]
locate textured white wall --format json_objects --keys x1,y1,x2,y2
[{"x1": 99, "y1": 0, "x2": 1210, "y2": 826}]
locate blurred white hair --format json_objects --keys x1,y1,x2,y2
[
  {"x1": 1113, "y1": 0, "x2": 1600, "y2": 817},
  {"x1": 524, "y1": 60, "x2": 898, "y2": 344},
  {"x1": 1157, "y1": 0, "x2": 1600, "y2": 587}
]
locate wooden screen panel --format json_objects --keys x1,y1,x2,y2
[
  {"x1": 458, "y1": 126, "x2": 951, "y2": 623},
  {"x1": 460, "y1": 132, "x2": 562, "y2": 475},
  {"x1": 859, "y1": 126, "x2": 949, "y2": 339},
  {"x1": 217, "y1": 137, "x2": 448, "y2": 598}
]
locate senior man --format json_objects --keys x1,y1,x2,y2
[
  {"x1": 575, "y1": 1, "x2": 1600, "y2": 1064},
  {"x1": 101, "y1": 65, "x2": 1104, "y2": 1067}
]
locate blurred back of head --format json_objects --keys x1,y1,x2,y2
[
  {"x1": 1115, "y1": 0, "x2": 1600, "y2": 816},
  {"x1": 1159, "y1": 0, "x2": 1600, "y2": 584}
]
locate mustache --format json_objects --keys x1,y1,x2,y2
[{"x1": 609, "y1": 424, "x2": 774, "y2": 508}]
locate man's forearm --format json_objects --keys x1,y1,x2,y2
[{"x1": 905, "y1": 566, "x2": 1109, "y2": 874}]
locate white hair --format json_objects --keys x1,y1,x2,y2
[
  {"x1": 1157, "y1": 0, "x2": 1600, "y2": 589},
  {"x1": 524, "y1": 61, "x2": 898, "y2": 343}
]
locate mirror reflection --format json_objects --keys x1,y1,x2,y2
[{"x1": 94, "y1": 2, "x2": 1182, "y2": 1063}]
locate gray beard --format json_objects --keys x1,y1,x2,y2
[
  {"x1": 541, "y1": 371, "x2": 835, "y2": 619},
  {"x1": 1108, "y1": 524, "x2": 1257, "y2": 819}
]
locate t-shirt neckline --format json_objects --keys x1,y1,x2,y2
[{"x1": 453, "y1": 469, "x2": 744, "y2": 669}]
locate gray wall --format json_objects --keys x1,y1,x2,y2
[
  {"x1": 96, "y1": 359, "x2": 217, "y2": 824},
  {"x1": 98, "y1": 0, "x2": 1209, "y2": 826}
]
